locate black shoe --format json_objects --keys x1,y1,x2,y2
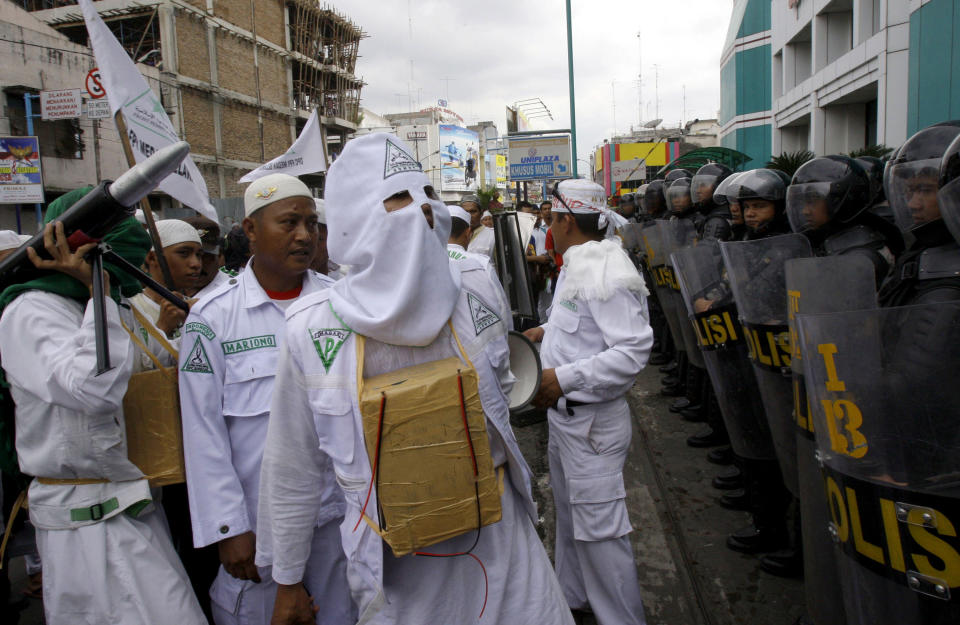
[
  {"x1": 658, "y1": 362, "x2": 678, "y2": 374},
  {"x1": 661, "y1": 375, "x2": 680, "y2": 387},
  {"x1": 726, "y1": 524, "x2": 788, "y2": 554},
  {"x1": 649, "y1": 352, "x2": 671, "y2": 366},
  {"x1": 706, "y1": 446, "x2": 734, "y2": 465},
  {"x1": 712, "y1": 468, "x2": 743, "y2": 490},
  {"x1": 679, "y1": 405, "x2": 706, "y2": 422},
  {"x1": 759, "y1": 549, "x2": 804, "y2": 578},
  {"x1": 660, "y1": 385, "x2": 685, "y2": 397},
  {"x1": 719, "y1": 488, "x2": 750, "y2": 511},
  {"x1": 669, "y1": 398, "x2": 691, "y2": 413},
  {"x1": 687, "y1": 426, "x2": 729, "y2": 448}
]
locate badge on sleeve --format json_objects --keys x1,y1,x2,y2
[
  {"x1": 467, "y1": 292, "x2": 500, "y2": 335},
  {"x1": 181, "y1": 336, "x2": 214, "y2": 374},
  {"x1": 310, "y1": 328, "x2": 351, "y2": 373}
]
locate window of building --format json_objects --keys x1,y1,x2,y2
[
  {"x1": 784, "y1": 24, "x2": 812, "y2": 91},
  {"x1": 865, "y1": 98, "x2": 878, "y2": 147},
  {"x1": 858, "y1": 0, "x2": 882, "y2": 43},
  {"x1": 816, "y1": 0, "x2": 854, "y2": 70},
  {"x1": 55, "y1": 10, "x2": 162, "y2": 68},
  {"x1": 4, "y1": 90, "x2": 84, "y2": 159}
]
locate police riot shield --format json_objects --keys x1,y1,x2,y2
[
  {"x1": 673, "y1": 241, "x2": 774, "y2": 460},
  {"x1": 620, "y1": 222, "x2": 645, "y2": 253},
  {"x1": 660, "y1": 219, "x2": 704, "y2": 368},
  {"x1": 797, "y1": 301, "x2": 960, "y2": 625},
  {"x1": 786, "y1": 256, "x2": 878, "y2": 625},
  {"x1": 646, "y1": 220, "x2": 687, "y2": 358},
  {"x1": 720, "y1": 233, "x2": 812, "y2": 495}
]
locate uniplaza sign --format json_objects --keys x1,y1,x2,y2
[{"x1": 507, "y1": 135, "x2": 573, "y2": 181}]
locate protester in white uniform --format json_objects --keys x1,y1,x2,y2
[
  {"x1": 128, "y1": 220, "x2": 199, "y2": 350},
  {"x1": 465, "y1": 195, "x2": 495, "y2": 258},
  {"x1": 257, "y1": 133, "x2": 574, "y2": 625},
  {"x1": 447, "y1": 204, "x2": 512, "y2": 327},
  {"x1": 179, "y1": 174, "x2": 352, "y2": 625},
  {"x1": 310, "y1": 198, "x2": 342, "y2": 279},
  {"x1": 524, "y1": 179, "x2": 653, "y2": 625},
  {"x1": 183, "y1": 214, "x2": 235, "y2": 302},
  {"x1": 0, "y1": 188, "x2": 206, "y2": 625}
]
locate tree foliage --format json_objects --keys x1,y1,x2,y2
[{"x1": 766, "y1": 150, "x2": 815, "y2": 178}]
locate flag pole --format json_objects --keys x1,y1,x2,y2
[{"x1": 114, "y1": 110, "x2": 175, "y2": 289}]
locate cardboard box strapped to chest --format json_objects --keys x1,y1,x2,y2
[
  {"x1": 357, "y1": 332, "x2": 501, "y2": 557},
  {"x1": 122, "y1": 309, "x2": 186, "y2": 487}
]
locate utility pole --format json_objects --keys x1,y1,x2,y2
[
  {"x1": 565, "y1": 0, "x2": 578, "y2": 178},
  {"x1": 611, "y1": 81, "x2": 617, "y2": 136},
  {"x1": 637, "y1": 30, "x2": 642, "y2": 126},
  {"x1": 654, "y1": 64, "x2": 660, "y2": 122}
]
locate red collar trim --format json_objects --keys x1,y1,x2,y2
[{"x1": 264, "y1": 285, "x2": 302, "y2": 300}]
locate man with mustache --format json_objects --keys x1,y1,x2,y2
[{"x1": 179, "y1": 174, "x2": 353, "y2": 625}]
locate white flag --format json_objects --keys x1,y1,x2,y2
[
  {"x1": 239, "y1": 109, "x2": 327, "y2": 183},
  {"x1": 78, "y1": 0, "x2": 217, "y2": 222}
]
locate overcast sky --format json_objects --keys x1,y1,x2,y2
[{"x1": 331, "y1": 0, "x2": 734, "y2": 170}]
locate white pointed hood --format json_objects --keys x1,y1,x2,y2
[{"x1": 325, "y1": 133, "x2": 460, "y2": 346}]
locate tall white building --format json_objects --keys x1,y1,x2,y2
[{"x1": 771, "y1": 0, "x2": 909, "y2": 156}]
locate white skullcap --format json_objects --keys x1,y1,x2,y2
[
  {"x1": 154, "y1": 219, "x2": 201, "y2": 249},
  {"x1": 314, "y1": 198, "x2": 326, "y2": 225},
  {"x1": 0, "y1": 230, "x2": 23, "y2": 252},
  {"x1": 449, "y1": 205, "x2": 472, "y2": 225},
  {"x1": 244, "y1": 173, "x2": 312, "y2": 218},
  {"x1": 481, "y1": 210, "x2": 492, "y2": 219}
]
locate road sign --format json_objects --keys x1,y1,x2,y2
[
  {"x1": 85, "y1": 68, "x2": 106, "y2": 99},
  {"x1": 40, "y1": 89, "x2": 82, "y2": 120},
  {"x1": 86, "y1": 99, "x2": 111, "y2": 119}
]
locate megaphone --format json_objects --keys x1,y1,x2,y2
[{"x1": 507, "y1": 330, "x2": 542, "y2": 413}]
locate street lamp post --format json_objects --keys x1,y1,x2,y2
[{"x1": 565, "y1": 0, "x2": 578, "y2": 178}]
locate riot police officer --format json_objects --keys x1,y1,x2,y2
[
  {"x1": 879, "y1": 122, "x2": 960, "y2": 305},
  {"x1": 691, "y1": 163, "x2": 734, "y2": 240},
  {"x1": 736, "y1": 169, "x2": 792, "y2": 239},
  {"x1": 786, "y1": 155, "x2": 903, "y2": 286}
]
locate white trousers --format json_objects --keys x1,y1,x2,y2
[
  {"x1": 37, "y1": 504, "x2": 206, "y2": 625},
  {"x1": 548, "y1": 407, "x2": 647, "y2": 625},
  {"x1": 211, "y1": 519, "x2": 355, "y2": 625}
]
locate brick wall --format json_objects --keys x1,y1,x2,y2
[
  {"x1": 221, "y1": 101, "x2": 262, "y2": 163},
  {"x1": 261, "y1": 110, "x2": 290, "y2": 158},
  {"x1": 181, "y1": 87, "x2": 217, "y2": 156},
  {"x1": 258, "y1": 50, "x2": 288, "y2": 107},
  {"x1": 216, "y1": 33, "x2": 256, "y2": 97},
  {"x1": 214, "y1": 0, "x2": 251, "y2": 32},
  {"x1": 176, "y1": 14, "x2": 209, "y2": 82},
  {"x1": 254, "y1": 0, "x2": 286, "y2": 48}
]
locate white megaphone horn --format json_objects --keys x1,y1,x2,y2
[{"x1": 507, "y1": 330, "x2": 542, "y2": 414}]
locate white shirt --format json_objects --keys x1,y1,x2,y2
[
  {"x1": 256, "y1": 284, "x2": 536, "y2": 598},
  {"x1": 467, "y1": 225, "x2": 495, "y2": 257},
  {"x1": 531, "y1": 224, "x2": 548, "y2": 256},
  {"x1": 0, "y1": 291, "x2": 152, "y2": 528},
  {"x1": 540, "y1": 268, "x2": 654, "y2": 405},
  {"x1": 447, "y1": 243, "x2": 513, "y2": 330},
  {"x1": 178, "y1": 262, "x2": 341, "y2": 548}
]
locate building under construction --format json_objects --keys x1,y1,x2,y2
[{"x1": 7, "y1": 0, "x2": 364, "y2": 221}]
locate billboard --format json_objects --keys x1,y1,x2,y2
[
  {"x1": 439, "y1": 124, "x2": 479, "y2": 192},
  {"x1": 0, "y1": 136, "x2": 44, "y2": 203},
  {"x1": 610, "y1": 158, "x2": 647, "y2": 183},
  {"x1": 508, "y1": 135, "x2": 572, "y2": 181}
]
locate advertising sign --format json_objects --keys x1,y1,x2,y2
[
  {"x1": 439, "y1": 124, "x2": 479, "y2": 192},
  {"x1": 41, "y1": 89, "x2": 82, "y2": 120},
  {"x1": 610, "y1": 158, "x2": 647, "y2": 183},
  {"x1": 0, "y1": 136, "x2": 44, "y2": 203},
  {"x1": 508, "y1": 135, "x2": 572, "y2": 181}
]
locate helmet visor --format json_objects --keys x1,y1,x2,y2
[
  {"x1": 939, "y1": 176, "x2": 960, "y2": 246},
  {"x1": 690, "y1": 174, "x2": 719, "y2": 205},
  {"x1": 666, "y1": 182, "x2": 692, "y2": 214},
  {"x1": 786, "y1": 182, "x2": 836, "y2": 233},
  {"x1": 888, "y1": 159, "x2": 942, "y2": 232}
]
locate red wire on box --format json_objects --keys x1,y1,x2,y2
[
  {"x1": 413, "y1": 371, "x2": 488, "y2": 619},
  {"x1": 354, "y1": 392, "x2": 386, "y2": 533}
]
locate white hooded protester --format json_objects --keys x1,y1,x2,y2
[
  {"x1": 524, "y1": 178, "x2": 653, "y2": 625},
  {"x1": 257, "y1": 133, "x2": 575, "y2": 625}
]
